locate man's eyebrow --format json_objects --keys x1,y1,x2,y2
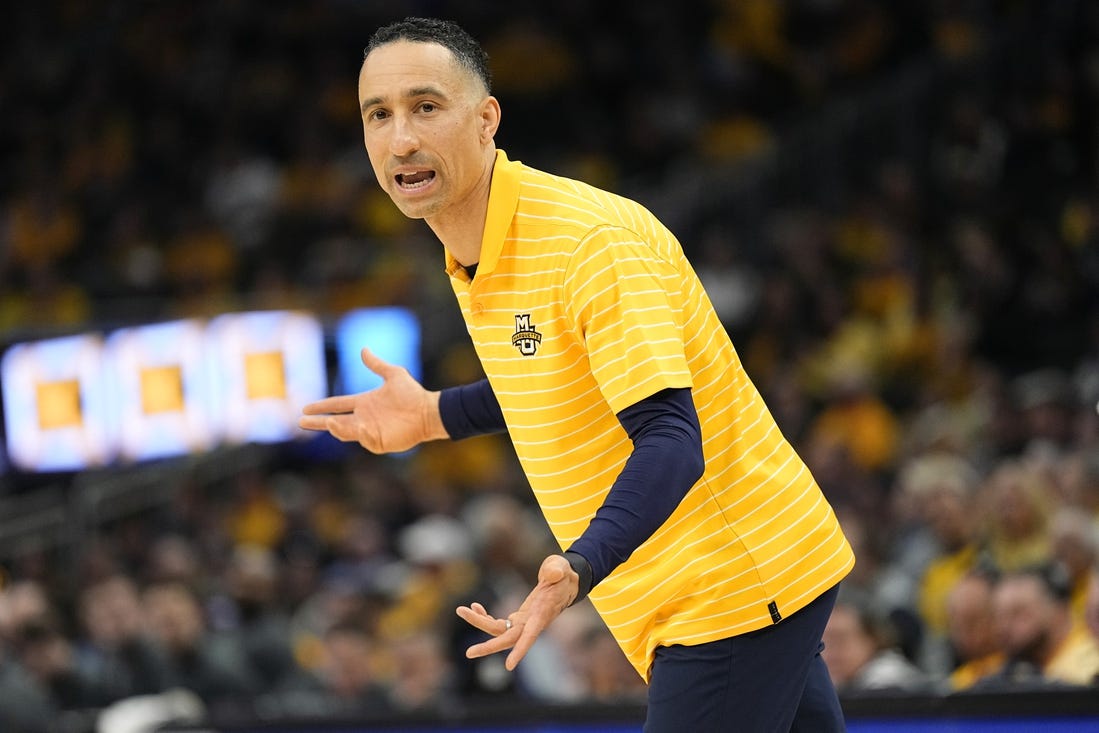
[
  {"x1": 360, "y1": 86, "x2": 450, "y2": 114},
  {"x1": 360, "y1": 96, "x2": 384, "y2": 113},
  {"x1": 406, "y1": 85, "x2": 448, "y2": 100}
]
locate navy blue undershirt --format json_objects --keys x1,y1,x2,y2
[{"x1": 439, "y1": 381, "x2": 704, "y2": 601}]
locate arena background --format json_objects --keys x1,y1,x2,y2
[{"x1": 1, "y1": 1, "x2": 1098, "y2": 732}]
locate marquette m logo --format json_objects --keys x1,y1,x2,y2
[{"x1": 511, "y1": 314, "x2": 542, "y2": 356}]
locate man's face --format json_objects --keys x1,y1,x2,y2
[
  {"x1": 923, "y1": 487, "x2": 971, "y2": 548},
  {"x1": 821, "y1": 605, "x2": 876, "y2": 687},
  {"x1": 358, "y1": 40, "x2": 497, "y2": 221},
  {"x1": 946, "y1": 576, "x2": 997, "y2": 661},
  {"x1": 992, "y1": 576, "x2": 1054, "y2": 664}
]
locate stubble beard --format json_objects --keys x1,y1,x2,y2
[{"x1": 1009, "y1": 627, "x2": 1052, "y2": 668}]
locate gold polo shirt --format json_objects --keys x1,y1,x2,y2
[{"x1": 446, "y1": 149, "x2": 854, "y2": 680}]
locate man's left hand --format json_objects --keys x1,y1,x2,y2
[{"x1": 456, "y1": 554, "x2": 579, "y2": 671}]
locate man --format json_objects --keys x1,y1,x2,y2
[
  {"x1": 944, "y1": 571, "x2": 1004, "y2": 690},
  {"x1": 300, "y1": 17, "x2": 854, "y2": 731},
  {"x1": 820, "y1": 596, "x2": 929, "y2": 696},
  {"x1": 989, "y1": 565, "x2": 1099, "y2": 687}
]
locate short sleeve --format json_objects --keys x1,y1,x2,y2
[{"x1": 563, "y1": 225, "x2": 693, "y2": 414}]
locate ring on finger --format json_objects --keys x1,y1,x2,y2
[{"x1": 504, "y1": 618, "x2": 513, "y2": 631}]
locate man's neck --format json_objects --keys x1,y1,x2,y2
[
  {"x1": 427, "y1": 148, "x2": 496, "y2": 267},
  {"x1": 428, "y1": 217, "x2": 482, "y2": 267}
]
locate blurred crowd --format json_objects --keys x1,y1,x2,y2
[{"x1": 2, "y1": 0, "x2": 1099, "y2": 731}]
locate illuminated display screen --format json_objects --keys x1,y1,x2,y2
[
  {"x1": 103, "y1": 318, "x2": 215, "y2": 463},
  {"x1": 1, "y1": 333, "x2": 112, "y2": 472},
  {"x1": 205, "y1": 310, "x2": 328, "y2": 446},
  {"x1": 0, "y1": 309, "x2": 357, "y2": 473},
  {"x1": 336, "y1": 306, "x2": 422, "y2": 394}
]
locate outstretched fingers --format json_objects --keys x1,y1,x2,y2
[
  {"x1": 298, "y1": 395, "x2": 358, "y2": 434},
  {"x1": 456, "y1": 603, "x2": 519, "y2": 658},
  {"x1": 456, "y1": 602, "x2": 511, "y2": 637},
  {"x1": 504, "y1": 613, "x2": 547, "y2": 671},
  {"x1": 300, "y1": 394, "x2": 356, "y2": 416},
  {"x1": 455, "y1": 557, "x2": 579, "y2": 672},
  {"x1": 455, "y1": 604, "x2": 553, "y2": 671},
  {"x1": 297, "y1": 414, "x2": 330, "y2": 431}
]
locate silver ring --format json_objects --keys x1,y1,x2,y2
[{"x1": 504, "y1": 618, "x2": 513, "y2": 631}]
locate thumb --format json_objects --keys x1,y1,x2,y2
[
  {"x1": 537, "y1": 555, "x2": 569, "y2": 585},
  {"x1": 360, "y1": 347, "x2": 398, "y2": 379}
]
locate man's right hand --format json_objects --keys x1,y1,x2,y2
[{"x1": 299, "y1": 347, "x2": 447, "y2": 453}]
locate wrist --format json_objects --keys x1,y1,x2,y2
[
  {"x1": 561, "y1": 551, "x2": 593, "y2": 606},
  {"x1": 425, "y1": 390, "x2": 448, "y2": 440}
]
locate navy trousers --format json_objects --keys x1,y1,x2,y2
[{"x1": 644, "y1": 584, "x2": 845, "y2": 733}]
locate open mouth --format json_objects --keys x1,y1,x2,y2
[{"x1": 395, "y1": 171, "x2": 436, "y2": 190}]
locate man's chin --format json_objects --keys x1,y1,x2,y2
[{"x1": 390, "y1": 194, "x2": 439, "y2": 220}]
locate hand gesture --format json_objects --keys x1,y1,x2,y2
[
  {"x1": 299, "y1": 347, "x2": 447, "y2": 453},
  {"x1": 456, "y1": 554, "x2": 579, "y2": 671}
]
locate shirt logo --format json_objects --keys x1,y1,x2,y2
[{"x1": 511, "y1": 314, "x2": 542, "y2": 356}]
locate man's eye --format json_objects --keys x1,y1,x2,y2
[
  {"x1": 369, "y1": 109, "x2": 388, "y2": 121},
  {"x1": 419, "y1": 102, "x2": 436, "y2": 113}
]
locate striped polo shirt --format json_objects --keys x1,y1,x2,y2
[{"x1": 445, "y1": 150, "x2": 854, "y2": 680}]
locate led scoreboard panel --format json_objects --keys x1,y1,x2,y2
[
  {"x1": 1, "y1": 333, "x2": 113, "y2": 471},
  {"x1": 205, "y1": 311, "x2": 328, "y2": 447},
  {"x1": 0, "y1": 308, "x2": 418, "y2": 474},
  {"x1": 104, "y1": 318, "x2": 218, "y2": 463}
]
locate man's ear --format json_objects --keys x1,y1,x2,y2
[{"x1": 479, "y1": 96, "x2": 501, "y2": 143}]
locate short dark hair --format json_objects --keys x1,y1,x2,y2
[{"x1": 365, "y1": 17, "x2": 492, "y2": 93}]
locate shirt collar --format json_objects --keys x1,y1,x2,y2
[{"x1": 444, "y1": 149, "x2": 521, "y2": 278}]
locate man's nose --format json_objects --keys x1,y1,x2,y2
[{"x1": 389, "y1": 115, "x2": 419, "y2": 156}]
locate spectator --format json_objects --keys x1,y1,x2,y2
[
  {"x1": 0, "y1": 642, "x2": 55, "y2": 733},
  {"x1": 885, "y1": 451, "x2": 984, "y2": 672},
  {"x1": 377, "y1": 514, "x2": 478, "y2": 641},
  {"x1": 578, "y1": 623, "x2": 648, "y2": 704},
  {"x1": 1059, "y1": 450, "x2": 1099, "y2": 519},
  {"x1": 285, "y1": 567, "x2": 387, "y2": 681},
  {"x1": 821, "y1": 596, "x2": 932, "y2": 696},
  {"x1": 319, "y1": 510, "x2": 394, "y2": 601},
  {"x1": 1048, "y1": 507, "x2": 1099, "y2": 629},
  {"x1": 13, "y1": 615, "x2": 108, "y2": 711},
  {"x1": 911, "y1": 453, "x2": 985, "y2": 642},
  {"x1": 224, "y1": 470, "x2": 288, "y2": 551},
  {"x1": 1086, "y1": 567, "x2": 1099, "y2": 651},
  {"x1": 944, "y1": 571, "x2": 1004, "y2": 691},
  {"x1": 805, "y1": 364, "x2": 901, "y2": 475},
  {"x1": 75, "y1": 574, "x2": 168, "y2": 701},
  {"x1": 216, "y1": 545, "x2": 300, "y2": 691},
  {"x1": 316, "y1": 621, "x2": 392, "y2": 716},
  {"x1": 386, "y1": 630, "x2": 456, "y2": 713},
  {"x1": 979, "y1": 460, "x2": 1055, "y2": 573},
  {"x1": 987, "y1": 565, "x2": 1099, "y2": 688},
  {"x1": 142, "y1": 581, "x2": 255, "y2": 706},
  {"x1": 0, "y1": 580, "x2": 50, "y2": 648},
  {"x1": 144, "y1": 535, "x2": 203, "y2": 587},
  {"x1": 830, "y1": 508, "x2": 912, "y2": 627},
  {"x1": 1013, "y1": 369, "x2": 1078, "y2": 461}
]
